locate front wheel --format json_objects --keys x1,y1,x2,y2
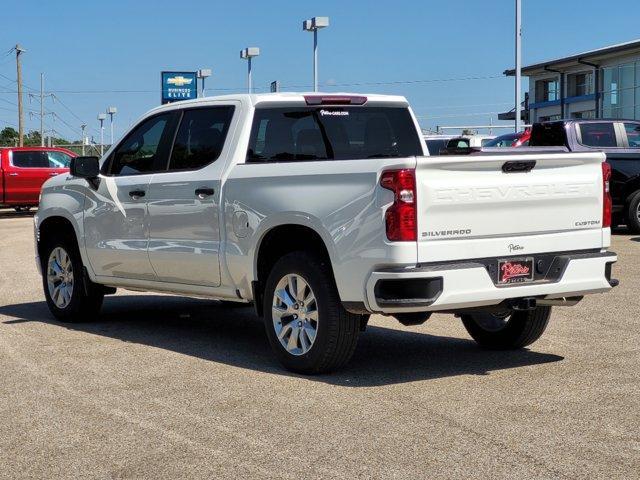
[
  {"x1": 263, "y1": 251, "x2": 362, "y2": 374},
  {"x1": 42, "y1": 235, "x2": 104, "y2": 322},
  {"x1": 461, "y1": 307, "x2": 551, "y2": 349}
]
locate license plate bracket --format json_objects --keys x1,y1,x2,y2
[{"x1": 497, "y1": 258, "x2": 534, "y2": 285}]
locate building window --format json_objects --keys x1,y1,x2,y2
[
  {"x1": 536, "y1": 78, "x2": 559, "y2": 102},
  {"x1": 572, "y1": 110, "x2": 596, "y2": 119},
  {"x1": 601, "y1": 62, "x2": 637, "y2": 119},
  {"x1": 568, "y1": 72, "x2": 594, "y2": 97}
]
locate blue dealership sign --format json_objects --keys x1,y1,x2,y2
[{"x1": 161, "y1": 71, "x2": 197, "y2": 104}]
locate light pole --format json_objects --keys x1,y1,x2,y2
[
  {"x1": 240, "y1": 47, "x2": 260, "y2": 93},
  {"x1": 107, "y1": 107, "x2": 117, "y2": 146},
  {"x1": 515, "y1": 0, "x2": 522, "y2": 132},
  {"x1": 97, "y1": 113, "x2": 106, "y2": 156},
  {"x1": 80, "y1": 123, "x2": 86, "y2": 155},
  {"x1": 303, "y1": 17, "x2": 329, "y2": 92},
  {"x1": 197, "y1": 68, "x2": 212, "y2": 97}
]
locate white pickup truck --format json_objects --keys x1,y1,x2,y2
[{"x1": 34, "y1": 93, "x2": 617, "y2": 373}]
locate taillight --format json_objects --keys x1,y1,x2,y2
[
  {"x1": 602, "y1": 162, "x2": 612, "y2": 228},
  {"x1": 380, "y1": 169, "x2": 417, "y2": 241}
]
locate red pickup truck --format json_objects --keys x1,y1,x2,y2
[{"x1": 0, "y1": 147, "x2": 76, "y2": 211}]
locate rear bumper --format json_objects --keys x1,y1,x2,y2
[{"x1": 365, "y1": 251, "x2": 617, "y2": 313}]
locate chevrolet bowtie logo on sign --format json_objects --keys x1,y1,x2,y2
[
  {"x1": 161, "y1": 71, "x2": 197, "y2": 104},
  {"x1": 167, "y1": 76, "x2": 194, "y2": 87}
]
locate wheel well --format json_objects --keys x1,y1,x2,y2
[
  {"x1": 38, "y1": 216, "x2": 76, "y2": 261},
  {"x1": 254, "y1": 224, "x2": 333, "y2": 316}
]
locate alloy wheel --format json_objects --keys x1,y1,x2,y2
[
  {"x1": 272, "y1": 274, "x2": 318, "y2": 356},
  {"x1": 47, "y1": 247, "x2": 74, "y2": 309}
]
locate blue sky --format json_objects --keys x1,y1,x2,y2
[{"x1": 1, "y1": 0, "x2": 639, "y2": 141}]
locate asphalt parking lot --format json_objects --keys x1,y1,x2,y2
[{"x1": 0, "y1": 212, "x2": 638, "y2": 479}]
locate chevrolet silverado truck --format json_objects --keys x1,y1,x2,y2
[
  {"x1": 1, "y1": 146, "x2": 74, "y2": 211},
  {"x1": 34, "y1": 93, "x2": 617, "y2": 374}
]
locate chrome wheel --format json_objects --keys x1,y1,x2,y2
[
  {"x1": 47, "y1": 247, "x2": 74, "y2": 309},
  {"x1": 272, "y1": 274, "x2": 318, "y2": 356},
  {"x1": 636, "y1": 202, "x2": 640, "y2": 223},
  {"x1": 473, "y1": 312, "x2": 511, "y2": 332}
]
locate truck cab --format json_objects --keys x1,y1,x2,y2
[{"x1": 0, "y1": 147, "x2": 75, "y2": 211}]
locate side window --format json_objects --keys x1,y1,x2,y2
[
  {"x1": 623, "y1": 122, "x2": 640, "y2": 147},
  {"x1": 12, "y1": 151, "x2": 49, "y2": 168},
  {"x1": 579, "y1": 123, "x2": 617, "y2": 148},
  {"x1": 47, "y1": 151, "x2": 72, "y2": 168},
  {"x1": 169, "y1": 106, "x2": 234, "y2": 171},
  {"x1": 108, "y1": 113, "x2": 173, "y2": 176}
]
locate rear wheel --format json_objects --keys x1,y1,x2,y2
[
  {"x1": 461, "y1": 307, "x2": 551, "y2": 349},
  {"x1": 626, "y1": 191, "x2": 640, "y2": 233},
  {"x1": 41, "y1": 235, "x2": 104, "y2": 322},
  {"x1": 263, "y1": 251, "x2": 361, "y2": 374}
]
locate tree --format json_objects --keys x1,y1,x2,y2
[{"x1": 0, "y1": 127, "x2": 18, "y2": 146}]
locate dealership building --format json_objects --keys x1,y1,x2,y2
[{"x1": 504, "y1": 39, "x2": 640, "y2": 123}]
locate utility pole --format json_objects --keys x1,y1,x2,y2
[
  {"x1": 40, "y1": 73, "x2": 44, "y2": 146},
  {"x1": 15, "y1": 44, "x2": 25, "y2": 147},
  {"x1": 515, "y1": 0, "x2": 522, "y2": 132},
  {"x1": 29, "y1": 73, "x2": 53, "y2": 147}
]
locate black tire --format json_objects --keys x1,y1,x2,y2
[
  {"x1": 625, "y1": 191, "x2": 640, "y2": 234},
  {"x1": 262, "y1": 251, "x2": 361, "y2": 374},
  {"x1": 41, "y1": 233, "x2": 104, "y2": 322},
  {"x1": 461, "y1": 307, "x2": 551, "y2": 349}
]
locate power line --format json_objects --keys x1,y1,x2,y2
[{"x1": 0, "y1": 74, "x2": 507, "y2": 95}]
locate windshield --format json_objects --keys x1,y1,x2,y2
[{"x1": 247, "y1": 106, "x2": 423, "y2": 162}]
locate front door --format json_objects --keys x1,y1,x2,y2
[
  {"x1": 84, "y1": 111, "x2": 178, "y2": 281},
  {"x1": 147, "y1": 105, "x2": 236, "y2": 287}
]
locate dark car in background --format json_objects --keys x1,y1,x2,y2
[{"x1": 530, "y1": 119, "x2": 640, "y2": 232}]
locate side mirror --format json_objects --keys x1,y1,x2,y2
[{"x1": 70, "y1": 156, "x2": 100, "y2": 179}]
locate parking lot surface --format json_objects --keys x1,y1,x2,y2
[{"x1": 0, "y1": 212, "x2": 638, "y2": 479}]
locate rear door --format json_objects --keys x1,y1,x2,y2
[
  {"x1": 147, "y1": 104, "x2": 237, "y2": 287},
  {"x1": 4, "y1": 150, "x2": 51, "y2": 204},
  {"x1": 415, "y1": 152, "x2": 606, "y2": 263}
]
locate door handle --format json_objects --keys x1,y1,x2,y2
[
  {"x1": 195, "y1": 187, "x2": 215, "y2": 199},
  {"x1": 128, "y1": 190, "x2": 146, "y2": 199},
  {"x1": 8, "y1": 172, "x2": 18, "y2": 176}
]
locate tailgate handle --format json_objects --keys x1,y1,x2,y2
[{"x1": 502, "y1": 160, "x2": 536, "y2": 173}]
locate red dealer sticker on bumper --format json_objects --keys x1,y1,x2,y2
[{"x1": 498, "y1": 258, "x2": 534, "y2": 284}]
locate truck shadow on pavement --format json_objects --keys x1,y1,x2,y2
[{"x1": 0, "y1": 295, "x2": 563, "y2": 387}]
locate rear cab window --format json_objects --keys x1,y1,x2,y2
[
  {"x1": 246, "y1": 106, "x2": 423, "y2": 162},
  {"x1": 578, "y1": 123, "x2": 618, "y2": 148},
  {"x1": 11, "y1": 151, "x2": 50, "y2": 168}
]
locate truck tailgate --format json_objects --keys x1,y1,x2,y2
[{"x1": 415, "y1": 152, "x2": 606, "y2": 263}]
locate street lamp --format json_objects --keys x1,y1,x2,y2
[
  {"x1": 197, "y1": 68, "x2": 212, "y2": 97},
  {"x1": 97, "y1": 113, "x2": 106, "y2": 156},
  {"x1": 107, "y1": 106, "x2": 117, "y2": 146},
  {"x1": 80, "y1": 123, "x2": 87, "y2": 156},
  {"x1": 302, "y1": 16, "x2": 329, "y2": 92},
  {"x1": 240, "y1": 47, "x2": 260, "y2": 93}
]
